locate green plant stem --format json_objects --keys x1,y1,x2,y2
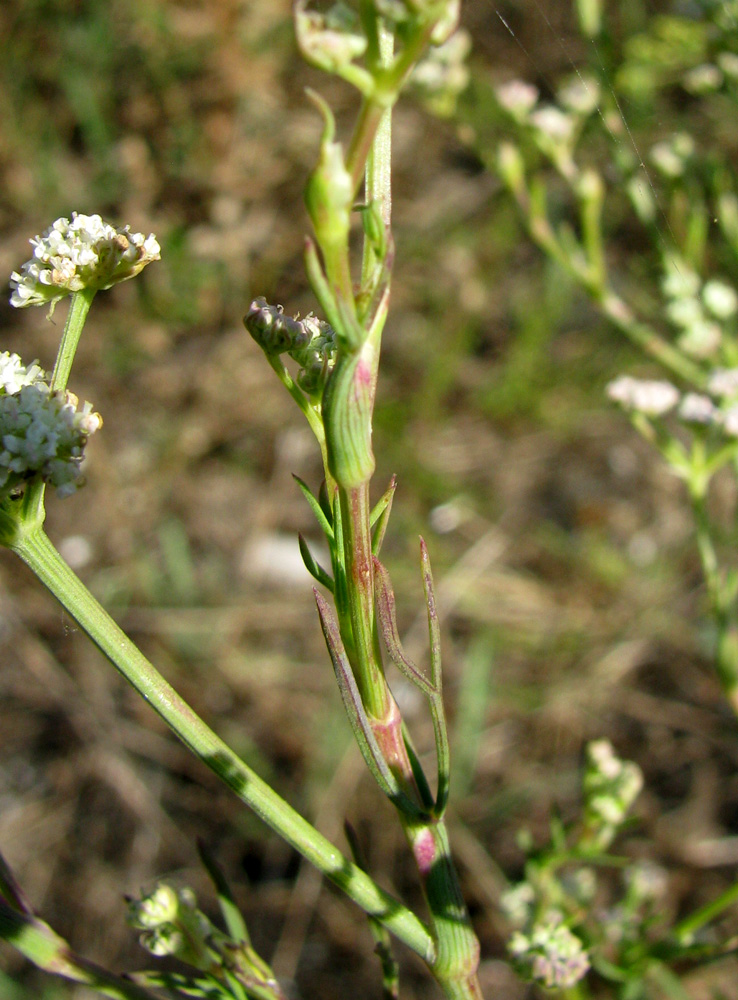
[
  {"x1": 673, "y1": 879, "x2": 738, "y2": 944},
  {"x1": 597, "y1": 291, "x2": 705, "y2": 387},
  {"x1": 339, "y1": 482, "x2": 390, "y2": 718},
  {"x1": 688, "y1": 479, "x2": 738, "y2": 707},
  {"x1": 503, "y1": 175, "x2": 705, "y2": 386},
  {"x1": 51, "y1": 288, "x2": 96, "y2": 392},
  {"x1": 9, "y1": 522, "x2": 435, "y2": 965},
  {"x1": 0, "y1": 900, "x2": 159, "y2": 1000}
]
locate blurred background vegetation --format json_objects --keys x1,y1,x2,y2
[{"x1": 1, "y1": 0, "x2": 738, "y2": 997}]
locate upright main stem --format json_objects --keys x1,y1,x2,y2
[{"x1": 330, "y1": 22, "x2": 483, "y2": 991}]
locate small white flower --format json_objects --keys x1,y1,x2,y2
[
  {"x1": 0, "y1": 352, "x2": 45, "y2": 394},
  {"x1": 679, "y1": 392, "x2": 718, "y2": 425},
  {"x1": 665, "y1": 296, "x2": 703, "y2": 329},
  {"x1": 606, "y1": 376, "x2": 679, "y2": 416},
  {"x1": 0, "y1": 373, "x2": 101, "y2": 500},
  {"x1": 530, "y1": 105, "x2": 575, "y2": 143},
  {"x1": 708, "y1": 368, "x2": 738, "y2": 398},
  {"x1": 557, "y1": 75, "x2": 600, "y2": 116},
  {"x1": 677, "y1": 319, "x2": 722, "y2": 359},
  {"x1": 703, "y1": 280, "x2": 738, "y2": 319},
  {"x1": 10, "y1": 213, "x2": 160, "y2": 309},
  {"x1": 662, "y1": 263, "x2": 700, "y2": 300},
  {"x1": 495, "y1": 79, "x2": 539, "y2": 120},
  {"x1": 723, "y1": 406, "x2": 738, "y2": 437},
  {"x1": 683, "y1": 63, "x2": 723, "y2": 94},
  {"x1": 718, "y1": 52, "x2": 738, "y2": 80}
]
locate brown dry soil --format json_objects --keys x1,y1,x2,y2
[{"x1": 0, "y1": 2, "x2": 737, "y2": 998}]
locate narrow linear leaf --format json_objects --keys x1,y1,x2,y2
[
  {"x1": 303, "y1": 235, "x2": 345, "y2": 339},
  {"x1": 299, "y1": 534, "x2": 334, "y2": 592},
  {"x1": 344, "y1": 823, "x2": 400, "y2": 1000},
  {"x1": 197, "y1": 840, "x2": 249, "y2": 946},
  {"x1": 373, "y1": 557, "x2": 435, "y2": 696},
  {"x1": 293, "y1": 475, "x2": 334, "y2": 541},
  {"x1": 419, "y1": 538, "x2": 442, "y2": 691},
  {"x1": 370, "y1": 474, "x2": 397, "y2": 556},
  {"x1": 420, "y1": 540, "x2": 451, "y2": 816},
  {"x1": 314, "y1": 591, "x2": 422, "y2": 818},
  {"x1": 318, "y1": 478, "x2": 334, "y2": 526},
  {"x1": 0, "y1": 851, "x2": 32, "y2": 915},
  {"x1": 401, "y1": 724, "x2": 436, "y2": 813}
]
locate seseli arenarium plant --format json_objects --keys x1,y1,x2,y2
[{"x1": 2, "y1": 4, "x2": 738, "y2": 1000}]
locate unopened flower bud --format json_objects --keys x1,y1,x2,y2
[
  {"x1": 583, "y1": 740, "x2": 643, "y2": 845},
  {"x1": 294, "y1": 1, "x2": 367, "y2": 75},
  {"x1": 244, "y1": 297, "x2": 310, "y2": 355},
  {"x1": 10, "y1": 213, "x2": 160, "y2": 310},
  {"x1": 304, "y1": 97, "x2": 354, "y2": 251},
  {"x1": 703, "y1": 280, "x2": 738, "y2": 319},
  {"x1": 127, "y1": 884, "x2": 179, "y2": 930},
  {"x1": 576, "y1": 168, "x2": 604, "y2": 206},
  {"x1": 496, "y1": 142, "x2": 526, "y2": 196}
]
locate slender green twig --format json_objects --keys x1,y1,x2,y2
[
  {"x1": 9, "y1": 522, "x2": 435, "y2": 964},
  {"x1": 50, "y1": 288, "x2": 96, "y2": 392},
  {"x1": 0, "y1": 899, "x2": 160, "y2": 1000}
]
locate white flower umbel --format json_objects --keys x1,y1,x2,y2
[
  {"x1": 0, "y1": 364, "x2": 102, "y2": 500},
  {"x1": 606, "y1": 376, "x2": 679, "y2": 416},
  {"x1": 509, "y1": 921, "x2": 590, "y2": 990},
  {"x1": 9, "y1": 213, "x2": 160, "y2": 309}
]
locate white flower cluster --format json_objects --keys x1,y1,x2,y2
[
  {"x1": 606, "y1": 376, "x2": 680, "y2": 416},
  {"x1": 509, "y1": 920, "x2": 590, "y2": 990},
  {"x1": 607, "y1": 370, "x2": 738, "y2": 436},
  {"x1": 583, "y1": 740, "x2": 643, "y2": 845},
  {"x1": 659, "y1": 259, "x2": 738, "y2": 359},
  {"x1": 10, "y1": 213, "x2": 160, "y2": 309},
  {"x1": 495, "y1": 74, "x2": 599, "y2": 165},
  {"x1": 0, "y1": 352, "x2": 101, "y2": 500}
]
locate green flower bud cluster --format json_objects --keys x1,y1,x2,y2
[
  {"x1": 495, "y1": 74, "x2": 600, "y2": 179},
  {"x1": 660, "y1": 258, "x2": 737, "y2": 360},
  {"x1": 244, "y1": 297, "x2": 310, "y2": 355},
  {"x1": 294, "y1": 1, "x2": 367, "y2": 76},
  {"x1": 410, "y1": 28, "x2": 471, "y2": 117},
  {"x1": 375, "y1": 0, "x2": 460, "y2": 43},
  {"x1": 244, "y1": 298, "x2": 337, "y2": 401},
  {"x1": 292, "y1": 314, "x2": 338, "y2": 401},
  {"x1": 0, "y1": 352, "x2": 102, "y2": 501},
  {"x1": 127, "y1": 883, "x2": 212, "y2": 966}
]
